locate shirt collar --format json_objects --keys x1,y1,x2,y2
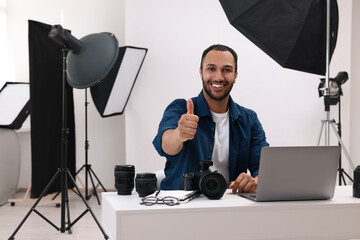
[{"x1": 194, "y1": 91, "x2": 242, "y2": 122}]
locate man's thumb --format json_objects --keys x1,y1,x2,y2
[{"x1": 187, "y1": 99, "x2": 194, "y2": 114}]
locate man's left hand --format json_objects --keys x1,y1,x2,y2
[{"x1": 229, "y1": 173, "x2": 258, "y2": 194}]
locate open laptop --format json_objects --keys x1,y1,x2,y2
[{"x1": 239, "y1": 146, "x2": 340, "y2": 202}]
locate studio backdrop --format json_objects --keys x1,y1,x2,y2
[{"x1": 28, "y1": 20, "x2": 76, "y2": 198}]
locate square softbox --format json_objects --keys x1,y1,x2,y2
[{"x1": 0, "y1": 82, "x2": 30, "y2": 129}]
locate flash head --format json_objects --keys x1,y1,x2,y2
[
  {"x1": 333, "y1": 71, "x2": 349, "y2": 85},
  {"x1": 48, "y1": 25, "x2": 83, "y2": 53}
]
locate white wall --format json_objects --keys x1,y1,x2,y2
[
  {"x1": 125, "y1": 0, "x2": 356, "y2": 175},
  {"x1": 6, "y1": 0, "x2": 359, "y2": 190},
  {"x1": 6, "y1": 0, "x2": 126, "y2": 189},
  {"x1": 350, "y1": 1, "x2": 360, "y2": 171}
]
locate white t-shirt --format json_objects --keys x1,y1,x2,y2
[{"x1": 209, "y1": 110, "x2": 230, "y2": 184}]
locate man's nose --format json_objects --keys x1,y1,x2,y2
[{"x1": 214, "y1": 70, "x2": 225, "y2": 81}]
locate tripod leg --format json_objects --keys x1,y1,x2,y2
[
  {"x1": 9, "y1": 170, "x2": 61, "y2": 240},
  {"x1": 317, "y1": 120, "x2": 326, "y2": 145},
  {"x1": 75, "y1": 165, "x2": 85, "y2": 176},
  {"x1": 65, "y1": 170, "x2": 109, "y2": 239},
  {"x1": 89, "y1": 167, "x2": 107, "y2": 192},
  {"x1": 330, "y1": 122, "x2": 356, "y2": 170},
  {"x1": 87, "y1": 170, "x2": 101, "y2": 204},
  {"x1": 342, "y1": 169, "x2": 354, "y2": 182},
  {"x1": 338, "y1": 169, "x2": 347, "y2": 185},
  {"x1": 64, "y1": 174, "x2": 72, "y2": 234},
  {"x1": 51, "y1": 191, "x2": 61, "y2": 201}
]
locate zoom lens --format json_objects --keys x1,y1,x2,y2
[
  {"x1": 135, "y1": 173, "x2": 157, "y2": 197},
  {"x1": 114, "y1": 165, "x2": 135, "y2": 195},
  {"x1": 199, "y1": 172, "x2": 227, "y2": 200}
]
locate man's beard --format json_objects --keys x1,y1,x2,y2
[{"x1": 202, "y1": 78, "x2": 234, "y2": 101}]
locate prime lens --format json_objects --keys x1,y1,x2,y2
[
  {"x1": 114, "y1": 165, "x2": 135, "y2": 195},
  {"x1": 135, "y1": 173, "x2": 157, "y2": 197}
]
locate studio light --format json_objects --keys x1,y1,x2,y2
[
  {"x1": 318, "y1": 71, "x2": 349, "y2": 105},
  {"x1": 51, "y1": 24, "x2": 147, "y2": 117},
  {"x1": 48, "y1": 25, "x2": 83, "y2": 53}
]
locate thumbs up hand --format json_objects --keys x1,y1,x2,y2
[{"x1": 176, "y1": 99, "x2": 199, "y2": 142}]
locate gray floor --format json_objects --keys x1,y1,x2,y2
[{"x1": 0, "y1": 191, "x2": 110, "y2": 240}]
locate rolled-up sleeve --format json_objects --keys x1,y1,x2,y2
[{"x1": 152, "y1": 99, "x2": 187, "y2": 157}]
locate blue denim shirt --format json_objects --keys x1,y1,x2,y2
[{"x1": 153, "y1": 91, "x2": 269, "y2": 190}]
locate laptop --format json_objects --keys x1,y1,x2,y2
[{"x1": 239, "y1": 146, "x2": 340, "y2": 202}]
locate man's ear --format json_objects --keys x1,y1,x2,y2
[
  {"x1": 199, "y1": 68, "x2": 203, "y2": 78},
  {"x1": 234, "y1": 71, "x2": 238, "y2": 83}
]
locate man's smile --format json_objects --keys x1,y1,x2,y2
[{"x1": 209, "y1": 82, "x2": 227, "y2": 90}]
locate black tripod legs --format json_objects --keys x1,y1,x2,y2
[
  {"x1": 75, "y1": 164, "x2": 107, "y2": 204},
  {"x1": 65, "y1": 170, "x2": 108, "y2": 239},
  {"x1": 8, "y1": 168, "x2": 109, "y2": 240},
  {"x1": 9, "y1": 170, "x2": 62, "y2": 240},
  {"x1": 338, "y1": 168, "x2": 353, "y2": 185}
]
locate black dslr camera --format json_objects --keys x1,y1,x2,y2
[{"x1": 182, "y1": 160, "x2": 227, "y2": 200}]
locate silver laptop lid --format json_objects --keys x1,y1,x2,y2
[{"x1": 255, "y1": 146, "x2": 340, "y2": 202}]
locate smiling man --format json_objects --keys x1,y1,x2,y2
[{"x1": 153, "y1": 44, "x2": 269, "y2": 193}]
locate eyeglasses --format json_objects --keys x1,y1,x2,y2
[
  {"x1": 140, "y1": 190, "x2": 200, "y2": 206},
  {"x1": 141, "y1": 195, "x2": 180, "y2": 206}
]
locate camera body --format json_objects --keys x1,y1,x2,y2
[
  {"x1": 353, "y1": 165, "x2": 360, "y2": 198},
  {"x1": 182, "y1": 160, "x2": 227, "y2": 200}
]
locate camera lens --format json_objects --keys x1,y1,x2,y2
[
  {"x1": 199, "y1": 172, "x2": 227, "y2": 200},
  {"x1": 135, "y1": 173, "x2": 157, "y2": 197},
  {"x1": 114, "y1": 165, "x2": 135, "y2": 195}
]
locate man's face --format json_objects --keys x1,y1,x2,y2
[{"x1": 200, "y1": 50, "x2": 238, "y2": 101}]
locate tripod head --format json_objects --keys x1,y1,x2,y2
[{"x1": 318, "y1": 71, "x2": 348, "y2": 111}]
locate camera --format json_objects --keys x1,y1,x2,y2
[{"x1": 182, "y1": 160, "x2": 227, "y2": 200}]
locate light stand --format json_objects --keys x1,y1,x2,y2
[
  {"x1": 317, "y1": 0, "x2": 355, "y2": 185},
  {"x1": 75, "y1": 88, "x2": 107, "y2": 204},
  {"x1": 336, "y1": 97, "x2": 353, "y2": 184},
  {"x1": 9, "y1": 48, "x2": 108, "y2": 239}
]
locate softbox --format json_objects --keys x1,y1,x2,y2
[
  {"x1": 28, "y1": 20, "x2": 76, "y2": 198},
  {"x1": 90, "y1": 46, "x2": 147, "y2": 117},
  {"x1": 0, "y1": 82, "x2": 29, "y2": 129},
  {"x1": 219, "y1": 0, "x2": 339, "y2": 75}
]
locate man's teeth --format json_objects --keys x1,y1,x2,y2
[{"x1": 212, "y1": 84, "x2": 223, "y2": 88}]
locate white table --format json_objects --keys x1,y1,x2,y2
[{"x1": 102, "y1": 186, "x2": 360, "y2": 240}]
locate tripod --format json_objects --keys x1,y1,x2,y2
[
  {"x1": 9, "y1": 48, "x2": 108, "y2": 240},
  {"x1": 75, "y1": 88, "x2": 107, "y2": 204},
  {"x1": 316, "y1": 0, "x2": 355, "y2": 187},
  {"x1": 317, "y1": 96, "x2": 355, "y2": 185}
]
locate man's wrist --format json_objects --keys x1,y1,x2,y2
[{"x1": 174, "y1": 128, "x2": 185, "y2": 143}]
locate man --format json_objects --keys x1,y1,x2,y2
[{"x1": 153, "y1": 44, "x2": 268, "y2": 193}]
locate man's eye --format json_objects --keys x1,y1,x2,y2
[
  {"x1": 223, "y1": 68, "x2": 232, "y2": 72},
  {"x1": 208, "y1": 67, "x2": 216, "y2": 71}
]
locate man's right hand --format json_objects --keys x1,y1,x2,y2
[
  {"x1": 175, "y1": 99, "x2": 199, "y2": 142},
  {"x1": 161, "y1": 99, "x2": 199, "y2": 156}
]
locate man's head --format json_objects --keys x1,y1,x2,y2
[
  {"x1": 200, "y1": 44, "x2": 238, "y2": 102},
  {"x1": 200, "y1": 44, "x2": 238, "y2": 72}
]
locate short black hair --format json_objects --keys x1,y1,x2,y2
[{"x1": 200, "y1": 44, "x2": 238, "y2": 72}]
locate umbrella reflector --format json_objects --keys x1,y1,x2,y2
[{"x1": 219, "y1": 0, "x2": 338, "y2": 75}]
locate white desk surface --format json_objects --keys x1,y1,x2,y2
[
  {"x1": 102, "y1": 186, "x2": 360, "y2": 240},
  {"x1": 103, "y1": 186, "x2": 360, "y2": 212}
]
